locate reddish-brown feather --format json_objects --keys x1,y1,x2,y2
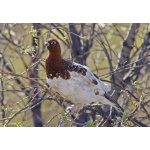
[{"x1": 45, "y1": 38, "x2": 87, "y2": 79}]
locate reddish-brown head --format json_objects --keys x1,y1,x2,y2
[
  {"x1": 45, "y1": 38, "x2": 61, "y2": 54},
  {"x1": 45, "y1": 38, "x2": 70, "y2": 79}
]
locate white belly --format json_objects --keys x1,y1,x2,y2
[{"x1": 46, "y1": 71, "x2": 115, "y2": 107}]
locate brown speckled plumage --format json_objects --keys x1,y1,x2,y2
[
  {"x1": 92, "y1": 79, "x2": 98, "y2": 85},
  {"x1": 46, "y1": 58, "x2": 71, "y2": 79},
  {"x1": 68, "y1": 65, "x2": 87, "y2": 76},
  {"x1": 45, "y1": 38, "x2": 87, "y2": 80}
]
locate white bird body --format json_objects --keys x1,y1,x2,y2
[
  {"x1": 45, "y1": 38, "x2": 116, "y2": 108},
  {"x1": 46, "y1": 62, "x2": 115, "y2": 107}
]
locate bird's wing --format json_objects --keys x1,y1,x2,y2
[{"x1": 70, "y1": 62, "x2": 111, "y2": 95}]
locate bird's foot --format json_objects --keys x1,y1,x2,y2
[
  {"x1": 65, "y1": 104, "x2": 75, "y2": 115},
  {"x1": 65, "y1": 103, "x2": 84, "y2": 115}
]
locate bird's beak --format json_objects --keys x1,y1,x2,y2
[{"x1": 44, "y1": 41, "x2": 49, "y2": 47}]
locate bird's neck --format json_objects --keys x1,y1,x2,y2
[
  {"x1": 48, "y1": 46, "x2": 61, "y2": 59},
  {"x1": 49, "y1": 51, "x2": 61, "y2": 61},
  {"x1": 46, "y1": 49, "x2": 62, "y2": 69}
]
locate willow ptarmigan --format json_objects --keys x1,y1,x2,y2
[{"x1": 45, "y1": 38, "x2": 117, "y2": 108}]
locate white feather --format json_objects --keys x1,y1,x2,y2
[{"x1": 46, "y1": 63, "x2": 115, "y2": 107}]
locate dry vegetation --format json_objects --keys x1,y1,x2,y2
[{"x1": 0, "y1": 23, "x2": 150, "y2": 127}]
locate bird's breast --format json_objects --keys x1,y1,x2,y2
[{"x1": 46, "y1": 71, "x2": 111, "y2": 105}]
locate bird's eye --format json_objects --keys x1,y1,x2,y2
[{"x1": 50, "y1": 41, "x2": 57, "y2": 45}]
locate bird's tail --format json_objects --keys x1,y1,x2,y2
[{"x1": 103, "y1": 92, "x2": 124, "y2": 112}]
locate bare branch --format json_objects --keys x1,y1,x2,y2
[{"x1": 111, "y1": 23, "x2": 140, "y2": 100}]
